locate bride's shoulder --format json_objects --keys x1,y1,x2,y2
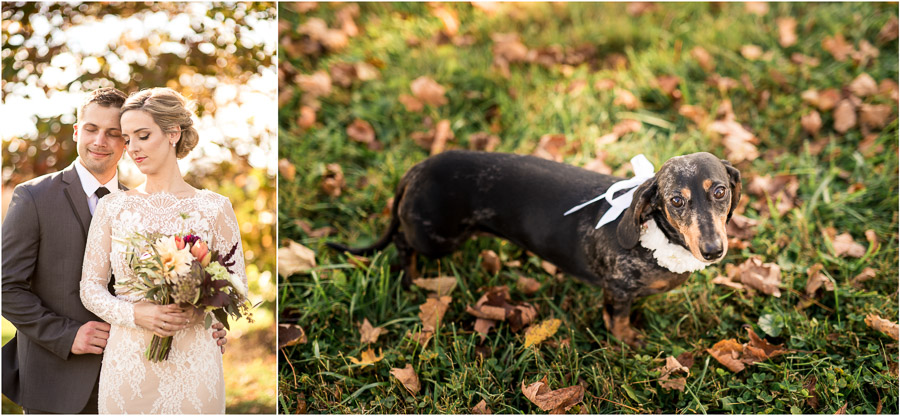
[{"x1": 196, "y1": 189, "x2": 235, "y2": 208}]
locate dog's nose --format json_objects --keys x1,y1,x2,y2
[{"x1": 701, "y1": 243, "x2": 723, "y2": 260}]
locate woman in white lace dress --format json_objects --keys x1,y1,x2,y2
[{"x1": 80, "y1": 88, "x2": 247, "y2": 413}]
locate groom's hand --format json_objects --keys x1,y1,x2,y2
[
  {"x1": 211, "y1": 322, "x2": 227, "y2": 354},
  {"x1": 71, "y1": 321, "x2": 110, "y2": 355}
]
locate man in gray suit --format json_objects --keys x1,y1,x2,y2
[{"x1": 2, "y1": 88, "x2": 227, "y2": 413}]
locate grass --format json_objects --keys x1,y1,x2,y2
[{"x1": 278, "y1": 2, "x2": 898, "y2": 413}]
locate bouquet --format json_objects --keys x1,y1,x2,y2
[{"x1": 116, "y1": 231, "x2": 253, "y2": 362}]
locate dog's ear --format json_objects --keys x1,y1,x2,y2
[
  {"x1": 721, "y1": 159, "x2": 742, "y2": 222},
  {"x1": 616, "y1": 178, "x2": 658, "y2": 249}
]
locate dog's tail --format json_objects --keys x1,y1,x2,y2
[{"x1": 326, "y1": 179, "x2": 406, "y2": 256}]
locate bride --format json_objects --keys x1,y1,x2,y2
[{"x1": 80, "y1": 88, "x2": 247, "y2": 413}]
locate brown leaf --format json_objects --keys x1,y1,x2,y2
[
  {"x1": 850, "y1": 73, "x2": 879, "y2": 98},
  {"x1": 791, "y1": 53, "x2": 820, "y2": 67},
  {"x1": 297, "y1": 70, "x2": 332, "y2": 100},
  {"x1": 804, "y1": 376, "x2": 820, "y2": 410},
  {"x1": 474, "y1": 318, "x2": 497, "y2": 339},
  {"x1": 727, "y1": 214, "x2": 759, "y2": 240},
  {"x1": 279, "y1": 159, "x2": 296, "y2": 182},
  {"x1": 801, "y1": 111, "x2": 822, "y2": 136},
  {"x1": 743, "y1": 326, "x2": 789, "y2": 363},
  {"x1": 728, "y1": 257, "x2": 782, "y2": 297},
  {"x1": 676, "y1": 351, "x2": 695, "y2": 369},
  {"x1": 321, "y1": 163, "x2": 345, "y2": 197},
  {"x1": 469, "y1": 132, "x2": 501, "y2": 152},
  {"x1": 398, "y1": 94, "x2": 424, "y2": 112},
  {"x1": 804, "y1": 263, "x2": 834, "y2": 297},
  {"x1": 777, "y1": 17, "x2": 798, "y2": 47},
  {"x1": 679, "y1": 105, "x2": 708, "y2": 126},
  {"x1": 471, "y1": 399, "x2": 492, "y2": 414},
  {"x1": 517, "y1": 276, "x2": 542, "y2": 295},
  {"x1": 466, "y1": 304, "x2": 507, "y2": 321},
  {"x1": 835, "y1": 403, "x2": 848, "y2": 414},
  {"x1": 431, "y1": 5, "x2": 459, "y2": 36},
  {"x1": 859, "y1": 104, "x2": 893, "y2": 130},
  {"x1": 479, "y1": 250, "x2": 502, "y2": 275},
  {"x1": 508, "y1": 303, "x2": 538, "y2": 332},
  {"x1": 879, "y1": 16, "x2": 899, "y2": 43},
  {"x1": 278, "y1": 240, "x2": 317, "y2": 277},
  {"x1": 707, "y1": 339, "x2": 746, "y2": 372},
  {"x1": 411, "y1": 76, "x2": 448, "y2": 107},
  {"x1": 412, "y1": 276, "x2": 458, "y2": 296},
  {"x1": 864, "y1": 314, "x2": 899, "y2": 340},
  {"x1": 851, "y1": 267, "x2": 878, "y2": 287},
  {"x1": 822, "y1": 34, "x2": 855, "y2": 62},
  {"x1": 298, "y1": 105, "x2": 316, "y2": 129},
  {"x1": 406, "y1": 330, "x2": 433, "y2": 346},
  {"x1": 802, "y1": 88, "x2": 841, "y2": 112},
  {"x1": 831, "y1": 232, "x2": 866, "y2": 257},
  {"x1": 747, "y1": 174, "x2": 799, "y2": 216},
  {"x1": 349, "y1": 347, "x2": 384, "y2": 367},
  {"x1": 655, "y1": 75, "x2": 682, "y2": 99},
  {"x1": 330, "y1": 62, "x2": 358, "y2": 88},
  {"x1": 613, "y1": 88, "x2": 639, "y2": 109},
  {"x1": 711, "y1": 275, "x2": 746, "y2": 291},
  {"x1": 709, "y1": 120, "x2": 759, "y2": 164},
  {"x1": 359, "y1": 318, "x2": 386, "y2": 344},
  {"x1": 278, "y1": 323, "x2": 307, "y2": 348},
  {"x1": 741, "y1": 45, "x2": 764, "y2": 61},
  {"x1": 655, "y1": 355, "x2": 690, "y2": 392},
  {"x1": 347, "y1": 119, "x2": 380, "y2": 150},
  {"x1": 335, "y1": 4, "x2": 359, "y2": 37},
  {"x1": 583, "y1": 150, "x2": 613, "y2": 175},
  {"x1": 295, "y1": 219, "x2": 336, "y2": 239},
  {"x1": 390, "y1": 364, "x2": 420, "y2": 395},
  {"x1": 419, "y1": 296, "x2": 452, "y2": 332},
  {"x1": 541, "y1": 260, "x2": 558, "y2": 277},
  {"x1": 627, "y1": 2, "x2": 658, "y2": 16},
  {"x1": 521, "y1": 377, "x2": 585, "y2": 413},
  {"x1": 431, "y1": 119, "x2": 454, "y2": 155},
  {"x1": 533, "y1": 134, "x2": 567, "y2": 162},
  {"x1": 594, "y1": 78, "x2": 616, "y2": 91},
  {"x1": 744, "y1": 2, "x2": 769, "y2": 15},
  {"x1": 690, "y1": 46, "x2": 715, "y2": 72}
]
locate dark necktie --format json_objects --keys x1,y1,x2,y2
[{"x1": 95, "y1": 186, "x2": 110, "y2": 199}]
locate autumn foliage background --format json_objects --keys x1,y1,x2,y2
[
  {"x1": 279, "y1": 2, "x2": 898, "y2": 413},
  {"x1": 1, "y1": 2, "x2": 277, "y2": 413}
]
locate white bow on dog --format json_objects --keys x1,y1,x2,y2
[{"x1": 564, "y1": 154, "x2": 656, "y2": 228}]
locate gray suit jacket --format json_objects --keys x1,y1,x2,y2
[{"x1": 1, "y1": 162, "x2": 123, "y2": 413}]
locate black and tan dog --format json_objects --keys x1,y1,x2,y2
[{"x1": 328, "y1": 150, "x2": 741, "y2": 347}]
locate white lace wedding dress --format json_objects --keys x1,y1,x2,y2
[{"x1": 80, "y1": 190, "x2": 247, "y2": 413}]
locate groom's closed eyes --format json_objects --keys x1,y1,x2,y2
[{"x1": 82, "y1": 122, "x2": 122, "y2": 138}]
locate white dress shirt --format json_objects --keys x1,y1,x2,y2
[{"x1": 73, "y1": 159, "x2": 120, "y2": 215}]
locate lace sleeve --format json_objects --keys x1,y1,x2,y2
[
  {"x1": 80, "y1": 197, "x2": 138, "y2": 329},
  {"x1": 213, "y1": 196, "x2": 248, "y2": 294}
]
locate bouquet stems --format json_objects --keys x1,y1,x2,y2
[{"x1": 145, "y1": 334, "x2": 173, "y2": 362}]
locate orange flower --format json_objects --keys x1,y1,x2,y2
[{"x1": 190, "y1": 240, "x2": 209, "y2": 262}]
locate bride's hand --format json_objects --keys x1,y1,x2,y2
[{"x1": 134, "y1": 303, "x2": 195, "y2": 337}]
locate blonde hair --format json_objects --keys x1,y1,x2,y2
[{"x1": 120, "y1": 88, "x2": 199, "y2": 159}]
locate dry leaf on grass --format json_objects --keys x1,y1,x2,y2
[
  {"x1": 399, "y1": 94, "x2": 424, "y2": 112},
  {"x1": 831, "y1": 233, "x2": 866, "y2": 257},
  {"x1": 859, "y1": 104, "x2": 893, "y2": 130},
  {"x1": 690, "y1": 46, "x2": 715, "y2": 72},
  {"x1": 430, "y1": 4, "x2": 459, "y2": 36},
  {"x1": 726, "y1": 214, "x2": 759, "y2": 240},
  {"x1": 517, "y1": 276, "x2": 542, "y2": 295},
  {"x1": 431, "y1": 119, "x2": 454, "y2": 155},
  {"x1": 469, "y1": 132, "x2": 501, "y2": 152},
  {"x1": 804, "y1": 263, "x2": 834, "y2": 297},
  {"x1": 466, "y1": 286, "x2": 537, "y2": 333},
  {"x1": 471, "y1": 399, "x2": 492, "y2": 414},
  {"x1": 864, "y1": 314, "x2": 899, "y2": 340},
  {"x1": 801, "y1": 88, "x2": 841, "y2": 112},
  {"x1": 613, "y1": 88, "x2": 639, "y2": 109},
  {"x1": 406, "y1": 330, "x2": 433, "y2": 346},
  {"x1": 321, "y1": 163, "x2": 345, "y2": 197},
  {"x1": 655, "y1": 355, "x2": 690, "y2": 392},
  {"x1": 295, "y1": 219, "x2": 336, "y2": 239},
  {"x1": 746, "y1": 174, "x2": 799, "y2": 216},
  {"x1": 708, "y1": 327, "x2": 789, "y2": 373},
  {"x1": 278, "y1": 240, "x2": 316, "y2": 277},
  {"x1": 481, "y1": 250, "x2": 501, "y2": 274},
  {"x1": 278, "y1": 323, "x2": 307, "y2": 348},
  {"x1": 278, "y1": 159, "x2": 296, "y2": 182},
  {"x1": 347, "y1": 119, "x2": 381, "y2": 150},
  {"x1": 777, "y1": 17, "x2": 797, "y2": 47},
  {"x1": 359, "y1": 318, "x2": 386, "y2": 344},
  {"x1": 349, "y1": 347, "x2": 384, "y2": 367},
  {"x1": 627, "y1": 2, "x2": 658, "y2": 16},
  {"x1": 412, "y1": 276, "x2": 458, "y2": 296},
  {"x1": 411, "y1": 76, "x2": 448, "y2": 107},
  {"x1": 521, "y1": 376, "x2": 585, "y2": 413},
  {"x1": 707, "y1": 338, "x2": 746, "y2": 372},
  {"x1": 823, "y1": 34, "x2": 855, "y2": 62},
  {"x1": 297, "y1": 70, "x2": 332, "y2": 100},
  {"x1": 801, "y1": 111, "x2": 822, "y2": 135},
  {"x1": 708, "y1": 119, "x2": 759, "y2": 164},
  {"x1": 852, "y1": 267, "x2": 877, "y2": 287},
  {"x1": 878, "y1": 16, "x2": 899, "y2": 43},
  {"x1": 655, "y1": 75, "x2": 682, "y2": 99},
  {"x1": 719, "y1": 257, "x2": 782, "y2": 297},
  {"x1": 541, "y1": 261, "x2": 558, "y2": 276},
  {"x1": 390, "y1": 364, "x2": 420, "y2": 395},
  {"x1": 419, "y1": 296, "x2": 452, "y2": 332},
  {"x1": 745, "y1": 2, "x2": 769, "y2": 15},
  {"x1": 533, "y1": 134, "x2": 568, "y2": 162},
  {"x1": 524, "y1": 319, "x2": 562, "y2": 348},
  {"x1": 474, "y1": 318, "x2": 497, "y2": 339},
  {"x1": 849, "y1": 73, "x2": 878, "y2": 98},
  {"x1": 741, "y1": 45, "x2": 764, "y2": 60},
  {"x1": 299, "y1": 106, "x2": 316, "y2": 129},
  {"x1": 804, "y1": 376, "x2": 820, "y2": 410}
]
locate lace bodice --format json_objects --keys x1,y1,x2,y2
[{"x1": 80, "y1": 189, "x2": 248, "y2": 329}]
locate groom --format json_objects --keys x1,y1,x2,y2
[{"x1": 1, "y1": 88, "x2": 227, "y2": 413}]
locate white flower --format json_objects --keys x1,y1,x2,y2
[{"x1": 154, "y1": 236, "x2": 193, "y2": 282}]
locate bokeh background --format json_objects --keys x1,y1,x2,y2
[{"x1": 1, "y1": 2, "x2": 277, "y2": 413}]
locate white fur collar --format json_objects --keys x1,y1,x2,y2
[{"x1": 639, "y1": 220, "x2": 710, "y2": 274}]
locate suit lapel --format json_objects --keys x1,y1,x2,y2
[{"x1": 61, "y1": 164, "x2": 92, "y2": 239}]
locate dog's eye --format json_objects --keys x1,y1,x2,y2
[
  {"x1": 713, "y1": 186, "x2": 727, "y2": 199},
  {"x1": 670, "y1": 196, "x2": 685, "y2": 208}
]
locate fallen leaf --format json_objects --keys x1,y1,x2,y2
[
  {"x1": 430, "y1": 119, "x2": 454, "y2": 155},
  {"x1": 851, "y1": 267, "x2": 877, "y2": 287},
  {"x1": 777, "y1": 17, "x2": 798, "y2": 47},
  {"x1": 594, "y1": 78, "x2": 616, "y2": 91},
  {"x1": 541, "y1": 261, "x2": 558, "y2": 276},
  {"x1": 481, "y1": 250, "x2": 501, "y2": 274},
  {"x1": 347, "y1": 119, "x2": 380, "y2": 150},
  {"x1": 655, "y1": 75, "x2": 682, "y2": 99},
  {"x1": 298, "y1": 106, "x2": 316, "y2": 129},
  {"x1": 851, "y1": 40, "x2": 880, "y2": 66},
  {"x1": 297, "y1": 70, "x2": 332, "y2": 99},
  {"x1": 613, "y1": 88, "x2": 639, "y2": 109},
  {"x1": 831, "y1": 232, "x2": 866, "y2": 257},
  {"x1": 279, "y1": 159, "x2": 296, "y2": 182},
  {"x1": 690, "y1": 46, "x2": 715, "y2": 72},
  {"x1": 746, "y1": 173, "x2": 799, "y2": 216},
  {"x1": 430, "y1": 5, "x2": 459, "y2": 36},
  {"x1": 471, "y1": 399, "x2": 492, "y2": 414},
  {"x1": 679, "y1": 105, "x2": 708, "y2": 126},
  {"x1": 583, "y1": 151, "x2": 613, "y2": 175},
  {"x1": 412, "y1": 276, "x2": 458, "y2": 296},
  {"x1": 398, "y1": 94, "x2": 424, "y2": 112},
  {"x1": 801, "y1": 111, "x2": 822, "y2": 135},
  {"x1": 711, "y1": 275, "x2": 746, "y2": 291},
  {"x1": 278, "y1": 323, "x2": 307, "y2": 348},
  {"x1": 726, "y1": 257, "x2": 782, "y2": 297},
  {"x1": 411, "y1": 76, "x2": 449, "y2": 107},
  {"x1": 321, "y1": 163, "x2": 345, "y2": 197},
  {"x1": 859, "y1": 104, "x2": 893, "y2": 130},
  {"x1": 709, "y1": 119, "x2": 759, "y2": 164},
  {"x1": 835, "y1": 403, "x2": 848, "y2": 414},
  {"x1": 707, "y1": 339, "x2": 746, "y2": 372},
  {"x1": 727, "y1": 214, "x2": 759, "y2": 240},
  {"x1": 745, "y1": 2, "x2": 769, "y2": 15},
  {"x1": 508, "y1": 303, "x2": 538, "y2": 332},
  {"x1": 741, "y1": 44, "x2": 764, "y2": 60},
  {"x1": 524, "y1": 318, "x2": 562, "y2": 348},
  {"x1": 804, "y1": 376, "x2": 820, "y2": 410},
  {"x1": 330, "y1": 62, "x2": 358, "y2": 88},
  {"x1": 517, "y1": 276, "x2": 542, "y2": 295},
  {"x1": 469, "y1": 132, "x2": 501, "y2": 152},
  {"x1": 849, "y1": 73, "x2": 879, "y2": 98},
  {"x1": 742, "y1": 326, "x2": 789, "y2": 364},
  {"x1": 655, "y1": 355, "x2": 690, "y2": 392},
  {"x1": 533, "y1": 134, "x2": 567, "y2": 162},
  {"x1": 864, "y1": 314, "x2": 899, "y2": 340},
  {"x1": 349, "y1": 347, "x2": 384, "y2": 367},
  {"x1": 419, "y1": 296, "x2": 452, "y2": 332},
  {"x1": 295, "y1": 219, "x2": 336, "y2": 239},
  {"x1": 822, "y1": 34, "x2": 855, "y2": 62},
  {"x1": 390, "y1": 364, "x2": 420, "y2": 395},
  {"x1": 878, "y1": 16, "x2": 899, "y2": 43},
  {"x1": 359, "y1": 318, "x2": 386, "y2": 344},
  {"x1": 278, "y1": 240, "x2": 316, "y2": 277},
  {"x1": 335, "y1": 4, "x2": 359, "y2": 37},
  {"x1": 802, "y1": 88, "x2": 841, "y2": 111},
  {"x1": 474, "y1": 318, "x2": 497, "y2": 339},
  {"x1": 521, "y1": 376, "x2": 585, "y2": 413},
  {"x1": 791, "y1": 53, "x2": 820, "y2": 67},
  {"x1": 627, "y1": 2, "x2": 658, "y2": 16},
  {"x1": 804, "y1": 263, "x2": 834, "y2": 297},
  {"x1": 676, "y1": 351, "x2": 695, "y2": 369},
  {"x1": 406, "y1": 330, "x2": 433, "y2": 346}
]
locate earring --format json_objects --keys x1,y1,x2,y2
[{"x1": 171, "y1": 142, "x2": 177, "y2": 148}]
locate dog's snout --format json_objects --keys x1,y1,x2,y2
[{"x1": 701, "y1": 242, "x2": 723, "y2": 260}]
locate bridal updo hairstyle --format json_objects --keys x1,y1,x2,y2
[{"x1": 120, "y1": 88, "x2": 199, "y2": 159}]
